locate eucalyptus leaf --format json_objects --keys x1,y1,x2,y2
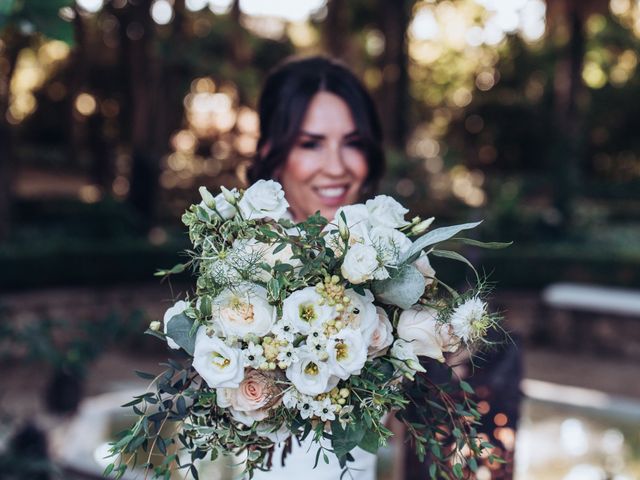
[
  {"x1": 402, "y1": 221, "x2": 482, "y2": 262},
  {"x1": 372, "y1": 264, "x2": 425, "y2": 309},
  {"x1": 431, "y1": 249, "x2": 479, "y2": 281},
  {"x1": 452, "y1": 237, "x2": 513, "y2": 249},
  {"x1": 166, "y1": 313, "x2": 196, "y2": 355}
]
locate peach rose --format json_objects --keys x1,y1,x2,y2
[
  {"x1": 367, "y1": 307, "x2": 394, "y2": 358},
  {"x1": 217, "y1": 369, "x2": 282, "y2": 425}
]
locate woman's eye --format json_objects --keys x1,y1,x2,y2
[
  {"x1": 299, "y1": 140, "x2": 320, "y2": 149},
  {"x1": 345, "y1": 139, "x2": 364, "y2": 149}
]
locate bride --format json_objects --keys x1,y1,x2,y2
[{"x1": 246, "y1": 56, "x2": 386, "y2": 479}]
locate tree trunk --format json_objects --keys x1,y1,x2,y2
[
  {"x1": 323, "y1": 0, "x2": 349, "y2": 59},
  {"x1": 0, "y1": 31, "x2": 28, "y2": 242},
  {"x1": 125, "y1": 0, "x2": 160, "y2": 227},
  {"x1": 376, "y1": 0, "x2": 412, "y2": 151},
  {"x1": 552, "y1": 1, "x2": 586, "y2": 227}
]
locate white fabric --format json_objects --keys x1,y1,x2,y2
[{"x1": 252, "y1": 435, "x2": 377, "y2": 480}]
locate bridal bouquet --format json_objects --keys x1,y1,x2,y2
[{"x1": 107, "y1": 180, "x2": 508, "y2": 479}]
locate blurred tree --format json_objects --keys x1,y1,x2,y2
[{"x1": 0, "y1": 0, "x2": 73, "y2": 240}]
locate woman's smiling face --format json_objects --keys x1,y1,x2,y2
[{"x1": 278, "y1": 91, "x2": 369, "y2": 222}]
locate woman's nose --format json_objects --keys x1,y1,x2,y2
[{"x1": 323, "y1": 144, "x2": 347, "y2": 176}]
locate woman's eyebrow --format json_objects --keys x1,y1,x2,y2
[{"x1": 298, "y1": 130, "x2": 325, "y2": 139}]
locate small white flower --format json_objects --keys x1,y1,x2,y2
[
  {"x1": 212, "y1": 283, "x2": 276, "y2": 339},
  {"x1": 298, "y1": 396, "x2": 315, "y2": 419},
  {"x1": 276, "y1": 342, "x2": 298, "y2": 367},
  {"x1": 271, "y1": 320, "x2": 298, "y2": 343},
  {"x1": 285, "y1": 346, "x2": 339, "y2": 396},
  {"x1": 366, "y1": 195, "x2": 409, "y2": 229},
  {"x1": 307, "y1": 330, "x2": 328, "y2": 361},
  {"x1": 327, "y1": 328, "x2": 368, "y2": 380},
  {"x1": 192, "y1": 327, "x2": 245, "y2": 388},
  {"x1": 341, "y1": 243, "x2": 379, "y2": 284},
  {"x1": 163, "y1": 300, "x2": 189, "y2": 350},
  {"x1": 390, "y1": 339, "x2": 426, "y2": 380},
  {"x1": 238, "y1": 179, "x2": 289, "y2": 221},
  {"x1": 314, "y1": 398, "x2": 338, "y2": 422},
  {"x1": 450, "y1": 297, "x2": 488, "y2": 342},
  {"x1": 243, "y1": 341, "x2": 266, "y2": 368},
  {"x1": 282, "y1": 287, "x2": 336, "y2": 335}
]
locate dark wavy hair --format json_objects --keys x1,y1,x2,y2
[{"x1": 247, "y1": 56, "x2": 385, "y2": 197}]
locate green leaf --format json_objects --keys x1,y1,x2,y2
[
  {"x1": 372, "y1": 264, "x2": 425, "y2": 309},
  {"x1": 155, "y1": 263, "x2": 187, "y2": 277},
  {"x1": 330, "y1": 421, "x2": 365, "y2": 459},
  {"x1": 453, "y1": 463, "x2": 464, "y2": 479},
  {"x1": 452, "y1": 237, "x2": 513, "y2": 249},
  {"x1": 166, "y1": 313, "x2": 196, "y2": 355},
  {"x1": 135, "y1": 370, "x2": 157, "y2": 380},
  {"x1": 431, "y1": 249, "x2": 479, "y2": 281},
  {"x1": 357, "y1": 429, "x2": 380, "y2": 454},
  {"x1": 402, "y1": 221, "x2": 483, "y2": 263},
  {"x1": 459, "y1": 380, "x2": 474, "y2": 394}
]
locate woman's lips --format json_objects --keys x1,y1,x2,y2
[{"x1": 313, "y1": 186, "x2": 349, "y2": 206}]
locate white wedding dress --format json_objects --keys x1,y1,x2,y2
[{"x1": 252, "y1": 435, "x2": 377, "y2": 480}]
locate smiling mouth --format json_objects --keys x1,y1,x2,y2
[{"x1": 314, "y1": 186, "x2": 348, "y2": 199}]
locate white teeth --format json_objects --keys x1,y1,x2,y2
[{"x1": 317, "y1": 187, "x2": 346, "y2": 198}]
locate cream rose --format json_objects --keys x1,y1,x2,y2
[
  {"x1": 192, "y1": 328, "x2": 244, "y2": 388},
  {"x1": 413, "y1": 252, "x2": 436, "y2": 286},
  {"x1": 163, "y1": 300, "x2": 189, "y2": 350},
  {"x1": 366, "y1": 195, "x2": 409, "y2": 229},
  {"x1": 238, "y1": 179, "x2": 289, "y2": 221},
  {"x1": 367, "y1": 307, "x2": 394, "y2": 358},
  {"x1": 216, "y1": 369, "x2": 281, "y2": 426},
  {"x1": 212, "y1": 283, "x2": 276, "y2": 339},
  {"x1": 397, "y1": 307, "x2": 459, "y2": 362},
  {"x1": 341, "y1": 243, "x2": 379, "y2": 284}
]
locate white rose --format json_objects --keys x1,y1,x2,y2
[
  {"x1": 397, "y1": 307, "x2": 459, "y2": 362},
  {"x1": 369, "y1": 226, "x2": 412, "y2": 266},
  {"x1": 341, "y1": 243, "x2": 379, "y2": 284},
  {"x1": 163, "y1": 300, "x2": 189, "y2": 350},
  {"x1": 212, "y1": 283, "x2": 276, "y2": 339},
  {"x1": 282, "y1": 287, "x2": 336, "y2": 335},
  {"x1": 390, "y1": 339, "x2": 426, "y2": 379},
  {"x1": 326, "y1": 328, "x2": 368, "y2": 380},
  {"x1": 238, "y1": 179, "x2": 289, "y2": 221},
  {"x1": 366, "y1": 195, "x2": 409, "y2": 229},
  {"x1": 414, "y1": 252, "x2": 436, "y2": 286},
  {"x1": 286, "y1": 346, "x2": 339, "y2": 396},
  {"x1": 193, "y1": 327, "x2": 245, "y2": 388},
  {"x1": 367, "y1": 307, "x2": 394, "y2": 358},
  {"x1": 324, "y1": 204, "x2": 372, "y2": 253},
  {"x1": 342, "y1": 288, "x2": 378, "y2": 339}
]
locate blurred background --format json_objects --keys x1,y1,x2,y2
[{"x1": 1, "y1": 0, "x2": 639, "y2": 479}]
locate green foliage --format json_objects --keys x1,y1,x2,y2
[{"x1": 0, "y1": 0, "x2": 75, "y2": 44}]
